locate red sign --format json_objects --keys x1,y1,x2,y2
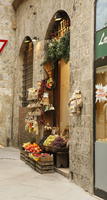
[{"x1": 0, "y1": 40, "x2": 8, "y2": 53}]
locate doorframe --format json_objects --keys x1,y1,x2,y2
[{"x1": 93, "y1": 0, "x2": 96, "y2": 193}]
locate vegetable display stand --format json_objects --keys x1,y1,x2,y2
[{"x1": 20, "y1": 150, "x2": 54, "y2": 174}]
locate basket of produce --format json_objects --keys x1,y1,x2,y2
[
  {"x1": 43, "y1": 135, "x2": 58, "y2": 151},
  {"x1": 43, "y1": 135, "x2": 67, "y2": 153},
  {"x1": 51, "y1": 136, "x2": 67, "y2": 152},
  {"x1": 22, "y1": 142, "x2": 42, "y2": 154}
]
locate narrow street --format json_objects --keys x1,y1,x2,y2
[{"x1": 0, "y1": 147, "x2": 101, "y2": 200}]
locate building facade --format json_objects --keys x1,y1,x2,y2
[{"x1": 0, "y1": 0, "x2": 100, "y2": 196}]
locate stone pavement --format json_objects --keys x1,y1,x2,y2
[{"x1": 0, "y1": 147, "x2": 102, "y2": 200}]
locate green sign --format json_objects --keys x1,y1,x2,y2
[{"x1": 96, "y1": 27, "x2": 107, "y2": 60}]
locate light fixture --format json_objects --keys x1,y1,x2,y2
[
  {"x1": 54, "y1": 13, "x2": 62, "y2": 21},
  {"x1": 32, "y1": 36, "x2": 39, "y2": 42},
  {"x1": 24, "y1": 40, "x2": 31, "y2": 43}
]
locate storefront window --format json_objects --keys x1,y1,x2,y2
[
  {"x1": 96, "y1": 67, "x2": 107, "y2": 141},
  {"x1": 95, "y1": 1, "x2": 107, "y2": 197},
  {"x1": 95, "y1": 0, "x2": 107, "y2": 141}
]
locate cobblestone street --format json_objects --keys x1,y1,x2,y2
[{"x1": 0, "y1": 147, "x2": 102, "y2": 200}]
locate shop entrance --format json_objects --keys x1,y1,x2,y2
[{"x1": 44, "y1": 10, "x2": 70, "y2": 173}]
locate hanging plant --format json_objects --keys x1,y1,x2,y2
[
  {"x1": 61, "y1": 32, "x2": 70, "y2": 62},
  {"x1": 41, "y1": 32, "x2": 70, "y2": 68},
  {"x1": 56, "y1": 32, "x2": 70, "y2": 62}
]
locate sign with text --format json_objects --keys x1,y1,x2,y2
[
  {"x1": 96, "y1": 27, "x2": 107, "y2": 60},
  {"x1": 0, "y1": 40, "x2": 8, "y2": 53}
]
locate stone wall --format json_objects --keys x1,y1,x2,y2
[
  {"x1": 69, "y1": 0, "x2": 95, "y2": 193},
  {"x1": 12, "y1": 0, "x2": 95, "y2": 193},
  {"x1": 0, "y1": 0, "x2": 16, "y2": 146}
]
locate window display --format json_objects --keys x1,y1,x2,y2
[{"x1": 96, "y1": 66, "x2": 107, "y2": 140}]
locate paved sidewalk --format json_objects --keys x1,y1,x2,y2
[{"x1": 0, "y1": 147, "x2": 102, "y2": 200}]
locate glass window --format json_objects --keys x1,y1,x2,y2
[
  {"x1": 96, "y1": 1, "x2": 107, "y2": 141},
  {"x1": 96, "y1": 0, "x2": 107, "y2": 31},
  {"x1": 96, "y1": 67, "x2": 107, "y2": 140}
]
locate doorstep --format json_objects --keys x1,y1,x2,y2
[{"x1": 55, "y1": 167, "x2": 69, "y2": 178}]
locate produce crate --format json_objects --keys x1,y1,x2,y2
[
  {"x1": 39, "y1": 155, "x2": 53, "y2": 162},
  {"x1": 20, "y1": 150, "x2": 37, "y2": 169},
  {"x1": 36, "y1": 160, "x2": 54, "y2": 174},
  {"x1": 20, "y1": 150, "x2": 55, "y2": 174}
]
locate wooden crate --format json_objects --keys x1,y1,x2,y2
[
  {"x1": 20, "y1": 151, "x2": 55, "y2": 174},
  {"x1": 36, "y1": 160, "x2": 54, "y2": 174},
  {"x1": 20, "y1": 151, "x2": 37, "y2": 170},
  {"x1": 39, "y1": 155, "x2": 53, "y2": 162}
]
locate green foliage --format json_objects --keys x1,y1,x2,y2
[{"x1": 42, "y1": 32, "x2": 70, "y2": 68}]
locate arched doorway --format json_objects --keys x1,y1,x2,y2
[
  {"x1": 44, "y1": 10, "x2": 70, "y2": 172},
  {"x1": 95, "y1": 0, "x2": 107, "y2": 198}
]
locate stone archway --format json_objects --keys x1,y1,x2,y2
[
  {"x1": 45, "y1": 10, "x2": 70, "y2": 134},
  {"x1": 43, "y1": 10, "x2": 70, "y2": 169}
]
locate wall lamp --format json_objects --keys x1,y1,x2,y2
[
  {"x1": 24, "y1": 37, "x2": 39, "y2": 43},
  {"x1": 32, "y1": 37, "x2": 39, "y2": 42},
  {"x1": 24, "y1": 40, "x2": 31, "y2": 43},
  {"x1": 54, "y1": 13, "x2": 62, "y2": 21}
]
